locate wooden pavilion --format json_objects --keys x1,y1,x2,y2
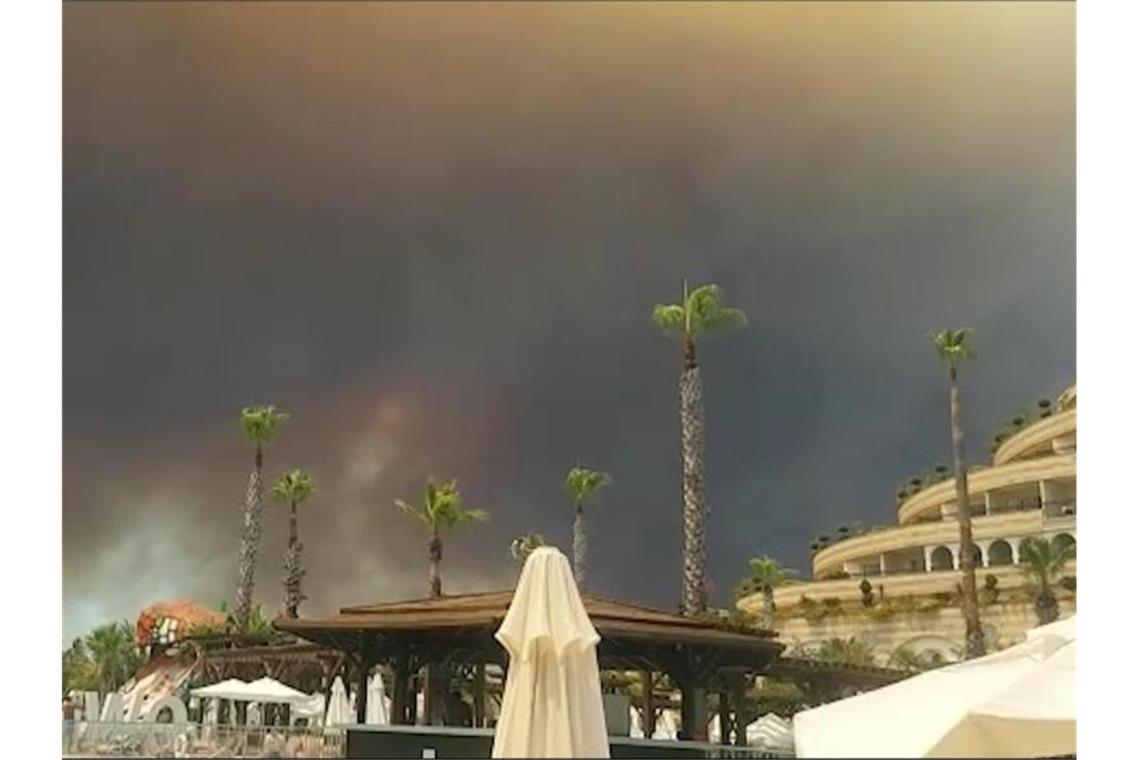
[{"x1": 275, "y1": 590, "x2": 905, "y2": 744}]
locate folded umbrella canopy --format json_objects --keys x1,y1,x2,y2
[
  {"x1": 793, "y1": 615, "x2": 1075, "y2": 758},
  {"x1": 492, "y1": 547, "x2": 609, "y2": 758},
  {"x1": 365, "y1": 672, "x2": 389, "y2": 725},
  {"x1": 325, "y1": 677, "x2": 353, "y2": 726}
]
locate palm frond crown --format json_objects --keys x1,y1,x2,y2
[
  {"x1": 564, "y1": 465, "x2": 612, "y2": 507},
  {"x1": 396, "y1": 477, "x2": 489, "y2": 533},
  {"x1": 1019, "y1": 537, "x2": 1075, "y2": 588},
  {"x1": 652, "y1": 281, "x2": 748, "y2": 339},
  {"x1": 240, "y1": 405, "x2": 290, "y2": 445},
  {"x1": 273, "y1": 469, "x2": 315, "y2": 504},
  {"x1": 930, "y1": 328, "x2": 976, "y2": 367},
  {"x1": 746, "y1": 555, "x2": 796, "y2": 591}
]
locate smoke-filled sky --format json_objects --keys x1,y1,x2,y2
[{"x1": 63, "y1": 1, "x2": 1074, "y2": 642}]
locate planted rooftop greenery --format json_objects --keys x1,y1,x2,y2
[{"x1": 989, "y1": 396, "x2": 1060, "y2": 454}]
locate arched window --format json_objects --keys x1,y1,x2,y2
[
  {"x1": 1051, "y1": 533, "x2": 1076, "y2": 557},
  {"x1": 969, "y1": 543, "x2": 983, "y2": 565},
  {"x1": 930, "y1": 546, "x2": 954, "y2": 571},
  {"x1": 988, "y1": 540, "x2": 1013, "y2": 566}
]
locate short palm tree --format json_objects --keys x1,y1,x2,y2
[
  {"x1": 736, "y1": 555, "x2": 796, "y2": 628},
  {"x1": 396, "y1": 478, "x2": 489, "y2": 597},
  {"x1": 234, "y1": 405, "x2": 289, "y2": 631},
  {"x1": 564, "y1": 465, "x2": 612, "y2": 588},
  {"x1": 1019, "y1": 537, "x2": 1075, "y2": 625},
  {"x1": 84, "y1": 621, "x2": 142, "y2": 694},
  {"x1": 62, "y1": 637, "x2": 95, "y2": 696},
  {"x1": 508, "y1": 532, "x2": 546, "y2": 563},
  {"x1": 273, "y1": 469, "x2": 315, "y2": 618},
  {"x1": 816, "y1": 637, "x2": 875, "y2": 667},
  {"x1": 930, "y1": 329, "x2": 984, "y2": 659},
  {"x1": 653, "y1": 282, "x2": 747, "y2": 615}
]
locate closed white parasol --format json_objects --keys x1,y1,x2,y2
[
  {"x1": 365, "y1": 672, "x2": 389, "y2": 725},
  {"x1": 793, "y1": 615, "x2": 1075, "y2": 758},
  {"x1": 491, "y1": 547, "x2": 609, "y2": 758},
  {"x1": 325, "y1": 677, "x2": 352, "y2": 726}
]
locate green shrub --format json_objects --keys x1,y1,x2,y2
[
  {"x1": 859, "y1": 579, "x2": 874, "y2": 608},
  {"x1": 865, "y1": 604, "x2": 895, "y2": 621},
  {"x1": 981, "y1": 574, "x2": 1000, "y2": 606},
  {"x1": 916, "y1": 597, "x2": 943, "y2": 613},
  {"x1": 800, "y1": 595, "x2": 827, "y2": 622}
]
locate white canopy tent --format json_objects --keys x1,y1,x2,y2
[
  {"x1": 190, "y1": 677, "x2": 312, "y2": 705},
  {"x1": 491, "y1": 547, "x2": 610, "y2": 758},
  {"x1": 794, "y1": 616, "x2": 1075, "y2": 758},
  {"x1": 243, "y1": 677, "x2": 313, "y2": 705},
  {"x1": 190, "y1": 678, "x2": 250, "y2": 701}
]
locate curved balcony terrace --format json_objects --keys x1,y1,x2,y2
[
  {"x1": 897, "y1": 453, "x2": 1075, "y2": 524},
  {"x1": 811, "y1": 510, "x2": 1075, "y2": 580},
  {"x1": 992, "y1": 408, "x2": 1076, "y2": 465}
]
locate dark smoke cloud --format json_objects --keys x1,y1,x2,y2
[{"x1": 63, "y1": 2, "x2": 1074, "y2": 641}]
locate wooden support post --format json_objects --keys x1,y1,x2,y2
[
  {"x1": 392, "y1": 649, "x2": 409, "y2": 725},
  {"x1": 717, "y1": 691, "x2": 731, "y2": 745},
  {"x1": 732, "y1": 679, "x2": 748, "y2": 747},
  {"x1": 679, "y1": 682, "x2": 696, "y2": 740},
  {"x1": 473, "y1": 662, "x2": 486, "y2": 728},
  {"x1": 355, "y1": 659, "x2": 370, "y2": 725},
  {"x1": 640, "y1": 670, "x2": 654, "y2": 738}
]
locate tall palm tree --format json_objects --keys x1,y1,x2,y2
[
  {"x1": 653, "y1": 282, "x2": 747, "y2": 615},
  {"x1": 273, "y1": 469, "x2": 315, "y2": 618},
  {"x1": 234, "y1": 405, "x2": 289, "y2": 631},
  {"x1": 84, "y1": 621, "x2": 142, "y2": 695},
  {"x1": 564, "y1": 465, "x2": 612, "y2": 588},
  {"x1": 1019, "y1": 537, "x2": 1075, "y2": 625},
  {"x1": 508, "y1": 532, "x2": 546, "y2": 563},
  {"x1": 396, "y1": 478, "x2": 489, "y2": 597},
  {"x1": 736, "y1": 555, "x2": 796, "y2": 629},
  {"x1": 930, "y1": 329, "x2": 984, "y2": 658}
]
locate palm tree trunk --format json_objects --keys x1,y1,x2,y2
[
  {"x1": 680, "y1": 335, "x2": 708, "y2": 616},
  {"x1": 283, "y1": 500, "x2": 304, "y2": 618},
  {"x1": 762, "y1": 588, "x2": 775, "y2": 629},
  {"x1": 1035, "y1": 587, "x2": 1059, "y2": 625},
  {"x1": 428, "y1": 532, "x2": 443, "y2": 598},
  {"x1": 425, "y1": 530, "x2": 445, "y2": 724},
  {"x1": 948, "y1": 366, "x2": 984, "y2": 658},
  {"x1": 234, "y1": 444, "x2": 264, "y2": 631},
  {"x1": 573, "y1": 502, "x2": 587, "y2": 589}
]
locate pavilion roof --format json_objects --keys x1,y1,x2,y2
[
  {"x1": 274, "y1": 590, "x2": 785, "y2": 677},
  {"x1": 278, "y1": 590, "x2": 779, "y2": 649}
]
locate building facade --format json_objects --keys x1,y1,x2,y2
[{"x1": 739, "y1": 385, "x2": 1076, "y2": 666}]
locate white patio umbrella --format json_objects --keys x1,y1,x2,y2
[
  {"x1": 325, "y1": 677, "x2": 352, "y2": 726},
  {"x1": 491, "y1": 547, "x2": 609, "y2": 758},
  {"x1": 366, "y1": 672, "x2": 389, "y2": 725},
  {"x1": 794, "y1": 615, "x2": 1075, "y2": 758},
  {"x1": 628, "y1": 706, "x2": 643, "y2": 739}
]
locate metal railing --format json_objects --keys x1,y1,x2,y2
[{"x1": 63, "y1": 721, "x2": 345, "y2": 758}]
